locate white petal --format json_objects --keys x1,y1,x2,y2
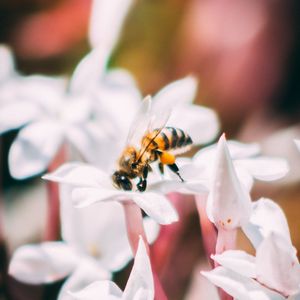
[
  {"x1": 0, "y1": 75, "x2": 65, "y2": 112},
  {"x1": 72, "y1": 186, "x2": 178, "y2": 225},
  {"x1": 9, "y1": 242, "x2": 79, "y2": 284},
  {"x1": 72, "y1": 187, "x2": 123, "y2": 207},
  {"x1": 65, "y1": 121, "x2": 120, "y2": 171},
  {"x1": 153, "y1": 76, "x2": 198, "y2": 107},
  {"x1": 89, "y1": 0, "x2": 134, "y2": 51},
  {"x1": 193, "y1": 140, "x2": 261, "y2": 165},
  {"x1": 43, "y1": 163, "x2": 110, "y2": 188},
  {"x1": 0, "y1": 45, "x2": 15, "y2": 81},
  {"x1": 226, "y1": 141, "x2": 261, "y2": 159},
  {"x1": 235, "y1": 165, "x2": 254, "y2": 191},
  {"x1": 131, "y1": 192, "x2": 179, "y2": 225},
  {"x1": 256, "y1": 233, "x2": 300, "y2": 297},
  {"x1": 206, "y1": 135, "x2": 252, "y2": 229},
  {"x1": 143, "y1": 218, "x2": 160, "y2": 245},
  {"x1": 212, "y1": 250, "x2": 256, "y2": 278},
  {"x1": 61, "y1": 96, "x2": 92, "y2": 124},
  {"x1": 168, "y1": 104, "x2": 219, "y2": 145},
  {"x1": 235, "y1": 157, "x2": 289, "y2": 181},
  {"x1": 61, "y1": 184, "x2": 158, "y2": 272},
  {"x1": 67, "y1": 281, "x2": 122, "y2": 300},
  {"x1": 60, "y1": 186, "x2": 132, "y2": 272},
  {"x1": 14, "y1": 75, "x2": 66, "y2": 113},
  {"x1": 58, "y1": 259, "x2": 111, "y2": 300},
  {"x1": 132, "y1": 288, "x2": 154, "y2": 300},
  {"x1": 0, "y1": 102, "x2": 40, "y2": 134},
  {"x1": 123, "y1": 237, "x2": 154, "y2": 300},
  {"x1": 242, "y1": 198, "x2": 292, "y2": 249},
  {"x1": 9, "y1": 121, "x2": 64, "y2": 179},
  {"x1": 69, "y1": 47, "x2": 108, "y2": 94},
  {"x1": 202, "y1": 267, "x2": 285, "y2": 300},
  {"x1": 94, "y1": 69, "x2": 141, "y2": 135},
  {"x1": 148, "y1": 178, "x2": 209, "y2": 196},
  {"x1": 294, "y1": 140, "x2": 300, "y2": 152}
]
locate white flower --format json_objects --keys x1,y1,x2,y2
[
  {"x1": 202, "y1": 198, "x2": 300, "y2": 300},
  {"x1": 0, "y1": 73, "x2": 100, "y2": 179},
  {"x1": 179, "y1": 135, "x2": 289, "y2": 192},
  {"x1": 67, "y1": 237, "x2": 154, "y2": 300},
  {"x1": 9, "y1": 186, "x2": 159, "y2": 300},
  {"x1": 203, "y1": 233, "x2": 300, "y2": 300},
  {"x1": 197, "y1": 134, "x2": 252, "y2": 254},
  {"x1": 181, "y1": 135, "x2": 287, "y2": 254},
  {"x1": 43, "y1": 163, "x2": 179, "y2": 225},
  {"x1": 206, "y1": 134, "x2": 252, "y2": 232},
  {"x1": 42, "y1": 78, "x2": 214, "y2": 223},
  {"x1": 0, "y1": 0, "x2": 138, "y2": 180}
]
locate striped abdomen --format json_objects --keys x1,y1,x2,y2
[{"x1": 142, "y1": 127, "x2": 193, "y2": 153}]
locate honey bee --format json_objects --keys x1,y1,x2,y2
[{"x1": 112, "y1": 96, "x2": 193, "y2": 192}]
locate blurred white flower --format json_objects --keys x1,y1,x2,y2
[
  {"x1": 202, "y1": 198, "x2": 300, "y2": 300},
  {"x1": 43, "y1": 163, "x2": 179, "y2": 225},
  {"x1": 67, "y1": 237, "x2": 154, "y2": 300},
  {"x1": 0, "y1": 48, "x2": 140, "y2": 181},
  {"x1": 0, "y1": 0, "x2": 139, "y2": 180},
  {"x1": 89, "y1": 0, "x2": 134, "y2": 51},
  {"x1": 203, "y1": 233, "x2": 300, "y2": 300},
  {"x1": 0, "y1": 45, "x2": 16, "y2": 88},
  {"x1": 0, "y1": 73, "x2": 102, "y2": 179},
  {"x1": 9, "y1": 187, "x2": 159, "y2": 300}
]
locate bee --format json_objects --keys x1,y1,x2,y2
[{"x1": 112, "y1": 96, "x2": 193, "y2": 192}]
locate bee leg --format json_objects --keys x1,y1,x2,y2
[
  {"x1": 137, "y1": 165, "x2": 149, "y2": 192},
  {"x1": 137, "y1": 179, "x2": 147, "y2": 192},
  {"x1": 143, "y1": 165, "x2": 149, "y2": 179},
  {"x1": 167, "y1": 163, "x2": 184, "y2": 182},
  {"x1": 158, "y1": 162, "x2": 164, "y2": 175}
]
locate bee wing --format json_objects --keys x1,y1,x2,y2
[
  {"x1": 126, "y1": 95, "x2": 171, "y2": 151},
  {"x1": 127, "y1": 96, "x2": 171, "y2": 162},
  {"x1": 148, "y1": 101, "x2": 171, "y2": 133},
  {"x1": 126, "y1": 95, "x2": 153, "y2": 148}
]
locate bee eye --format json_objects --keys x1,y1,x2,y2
[
  {"x1": 131, "y1": 163, "x2": 137, "y2": 169},
  {"x1": 112, "y1": 172, "x2": 132, "y2": 191},
  {"x1": 119, "y1": 176, "x2": 132, "y2": 191}
]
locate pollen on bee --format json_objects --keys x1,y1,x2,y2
[{"x1": 159, "y1": 151, "x2": 175, "y2": 165}]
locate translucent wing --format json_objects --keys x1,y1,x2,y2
[
  {"x1": 126, "y1": 95, "x2": 152, "y2": 148},
  {"x1": 126, "y1": 95, "x2": 171, "y2": 152}
]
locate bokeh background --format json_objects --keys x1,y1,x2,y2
[{"x1": 0, "y1": 0, "x2": 300, "y2": 299}]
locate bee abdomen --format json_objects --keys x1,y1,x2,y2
[{"x1": 155, "y1": 127, "x2": 192, "y2": 151}]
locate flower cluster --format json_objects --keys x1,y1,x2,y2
[{"x1": 2, "y1": 0, "x2": 299, "y2": 300}]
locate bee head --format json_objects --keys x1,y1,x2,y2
[
  {"x1": 112, "y1": 171, "x2": 132, "y2": 191},
  {"x1": 131, "y1": 162, "x2": 138, "y2": 169}
]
